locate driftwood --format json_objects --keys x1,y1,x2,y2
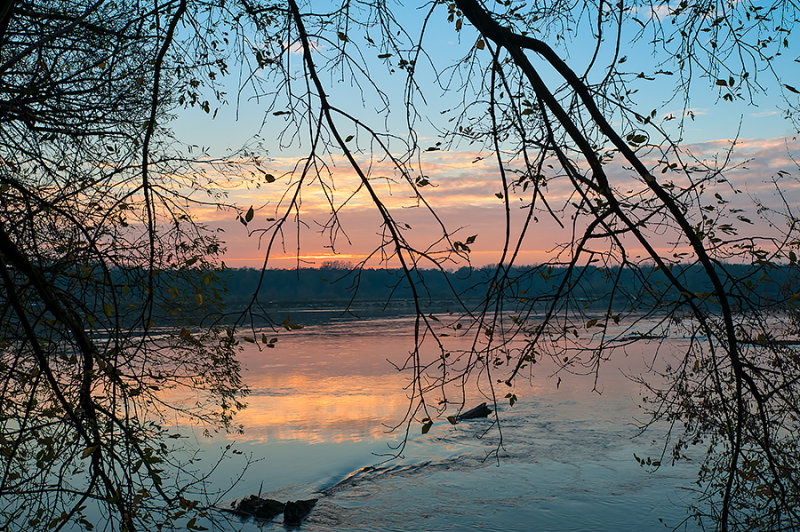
[
  {"x1": 230, "y1": 495, "x2": 318, "y2": 526},
  {"x1": 284, "y1": 499, "x2": 317, "y2": 526},
  {"x1": 232, "y1": 495, "x2": 285, "y2": 521},
  {"x1": 456, "y1": 402, "x2": 492, "y2": 420}
]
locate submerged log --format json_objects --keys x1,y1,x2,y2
[
  {"x1": 456, "y1": 402, "x2": 492, "y2": 420},
  {"x1": 232, "y1": 495, "x2": 285, "y2": 521},
  {"x1": 284, "y1": 498, "x2": 317, "y2": 526}
]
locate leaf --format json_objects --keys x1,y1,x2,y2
[
  {"x1": 103, "y1": 303, "x2": 114, "y2": 318},
  {"x1": 715, "y1": 79, "x2": 728, "y2": 86},
  {"x1": 421, "y1": 421, "x2": 433, "y2": 434},
  {"x1": 195, "y1": 293, "x2": 203, "y2": 306},
  {"x1": 505, "y1": 392, "x2": 517, "y2": 407},
  {"x1": 377, "y1": 53, "x2": 392, "y2": 59},
  {"x1": 785, "y1": 84, "x2": 800, "y2": 94},
  {"x1": 586, "y1": 318, "x2": 598, "y2": 328},
  {"x1": 81, "y1": 445, "x2": 99, "y2": 459},
  {"x1": 446, "y1": 416, "x2": 457, "y2": 425},
  {"x1": 465, "y1": 234, "x2": 477, "y2": 245},
  {"x1": 345, "y1": 135, "x2": 354, "y2": 142},
  {"x1": 245, "y1": 206, "x2": 254, "y2": 223},
  {"x1": 337, "y1": 31, "x2": 348, "y2": 42},
  {"x1": 476, "y1": 39, "x2": 485, "y2": 50},
  {"x1": 264, "y1": 173, "x2": 276, "y2": 183},
  {"x1": 455, "y1": 18, "x2": 462, "y2": 31},
  {"x1": 282, "y1": 316, "x2": 303, "y2": 330}
]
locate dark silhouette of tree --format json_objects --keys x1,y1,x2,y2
[
  {"x1": 237, "y1": 1, "x2": 800, "y2": 529},
  {"x1": 0, "y1": 1, "x2": 247, "y2": 529},
  {"x1": 2, "y1": 0, "x2": 799, "y2": 529}
]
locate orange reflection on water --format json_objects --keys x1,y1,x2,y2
[
  {"x1": 224, "y1": 319, "x2": 426, "y2": 443},
  {"x1": 235, "y1": 373, "x2": 411, "y2": 444},
  {"x1": 162, "y1": 317, "x2": 672, "y2": 446}
]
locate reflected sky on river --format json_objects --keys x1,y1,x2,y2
[
  {"x1": 232, "y1": 315, "x2": 673, "y2": 445},
  {"x1": 185, "y1": 315, "x2": 702, "y2": 530}
]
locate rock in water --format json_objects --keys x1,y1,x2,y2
[
  {"x1": 233, "y1": 495, "x2": 285, "y2": 521},
  {"x1": 457, "y1": 402, "x2": 492, "y2": 420},
  {"x1": 283, "y1": 498, "x2": 317, "y2": 526}
]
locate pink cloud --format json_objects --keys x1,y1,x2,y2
[{"x1": 198, "y1": 136, "x2": 800, "y2": 268}]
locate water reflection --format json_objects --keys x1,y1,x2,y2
[
  {"x1": 193, "y1": 317, "x2": 699, "y2": 531},
  {"x1": 232, "y1": 317, "x2": 665, "y2": 444},
  {"x1": 235, "y1": 318, "x2": 419, "y2": 443},
  {"x1": 236, "y1": 374, "x2": 409, "y2": 443}
]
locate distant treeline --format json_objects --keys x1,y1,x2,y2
[
  {"x1": 97, "y1": 262, "x2": 800, "y2": 327},
  {"x1": 217, "y1": 263, "x2": 799, "y2": 314}
]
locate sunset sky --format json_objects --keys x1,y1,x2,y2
[{"x1": 170, "y1": 6, "x2": 800, "y2": 269}]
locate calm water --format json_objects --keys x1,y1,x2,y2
[{"x1": 186, "y1": 316, "x2": 702, "y2": 531}]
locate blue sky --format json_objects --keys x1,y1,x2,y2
[{"x1": 170, "y1": 2, "x2": 800, "y2": 267}]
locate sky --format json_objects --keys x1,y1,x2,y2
[{"x1": 170, "y1": 2, "x2": 800, "y2": 269}]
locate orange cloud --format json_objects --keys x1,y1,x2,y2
[{"x1": 192, "y1": 136, "x2": 799, "y2": 268}]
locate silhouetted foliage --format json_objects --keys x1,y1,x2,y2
[
  {"x1": 3, "y1": 0, "x2": 800, "y2": 530},
  {"x1": 236, "y1": 1, "x2": 800, "y2": 529},
  {"x1": 0, "y1": 1, "x2": 246, "y2": 529}
]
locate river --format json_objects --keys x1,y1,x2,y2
[{"x1": 181, "y1": 314, "x2": 702, "y2": 531}]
